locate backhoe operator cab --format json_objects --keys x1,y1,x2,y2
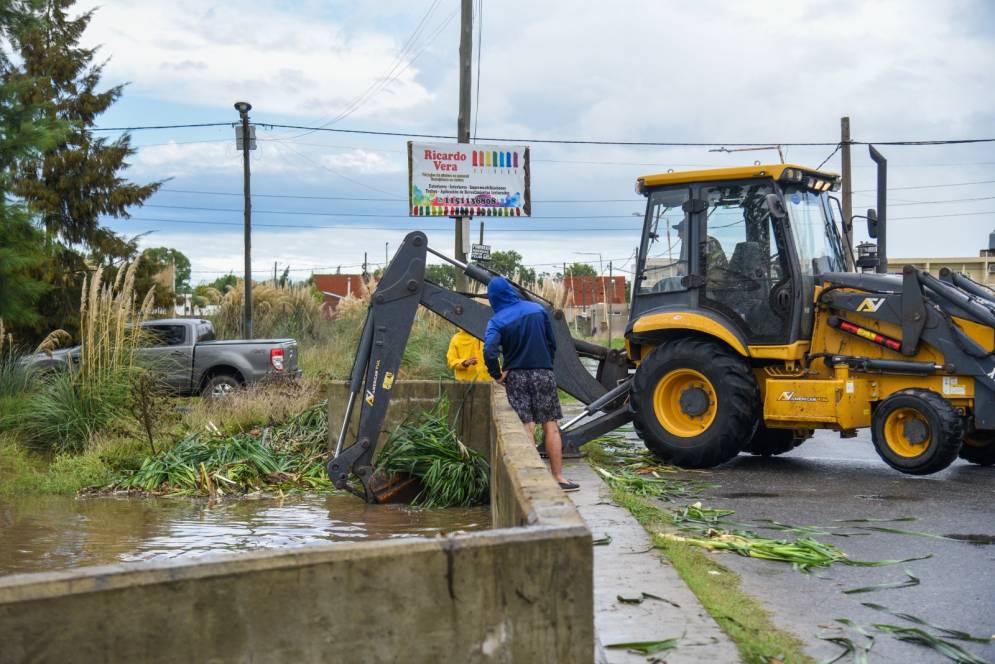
[{"x1": 626, "y1": 162, "x2": 995, "y2": 475}]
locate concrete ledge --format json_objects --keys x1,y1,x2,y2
[{"x1": 0, "y1": 381, "x2": 593, "y2": 663}]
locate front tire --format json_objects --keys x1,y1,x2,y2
[
  {"x1": 959, "y1": 430, "x2": 995, "y2": 466},
  {"x1": 630, "y1": 338, "x2": 759, "y2": 468},
  {"x1": 871, "y1": 389, "x2": 962, "y2": 475}
]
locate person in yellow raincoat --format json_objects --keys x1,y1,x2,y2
[{"x1": 447, "y1": 329, "x2": 491, "y2": 382}]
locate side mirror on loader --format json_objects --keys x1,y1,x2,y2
[
  {"x1": 766, "y1": 193, "x2": 787, "y2": 219},
  {"x1": 866, "y1": 208, "x2": 879, "y2": 239}
]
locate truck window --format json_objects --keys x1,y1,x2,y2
[{"x1": 145, "y1": 324, "x2": 187, "y2": 347}]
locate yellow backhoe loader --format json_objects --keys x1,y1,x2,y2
[{"x1": 329, "y1": 146, "x2": 995, "y2": 502}]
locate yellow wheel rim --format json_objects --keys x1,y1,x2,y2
[
  {"x1": 883, "y1": 407, "x2": 931, "y2": 458},
  {"x1": 652, "y1": 368, "x2": 717, "y2": 438}
]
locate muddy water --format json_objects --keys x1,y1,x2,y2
[{"x1": 0, "y1": 494, "x2": 489, "y2": 576}]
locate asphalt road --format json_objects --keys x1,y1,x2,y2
[{"x1": 621, "y1": 426, "x2": 995, "y2": 663}]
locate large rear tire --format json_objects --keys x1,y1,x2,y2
[
  {"x1": 744, "y1": 424, "x2": 801, "y2": 456},
  {"x1": 959, "y1": 431, "x2": 995, "y2": 466},
  {"x1": 871, "y1": 389, "x2": 962, "y2": 475},
  {"x1": 630, "y1": 338, "x2": 759, "y2": 468}
]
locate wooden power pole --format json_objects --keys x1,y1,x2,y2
[
  {"x1": 840, "y1": 116, "x2": 854, "y2": 269},
  {"x1": 454, "y1": 0, "x2": 473, "y2": 292},
  {"x1": 235, "y1": 101, "x2": 253, "y2": 338}
]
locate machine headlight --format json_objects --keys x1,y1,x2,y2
[{"x1": 779, "y1": 168, "x2": 804, "y2": 183}]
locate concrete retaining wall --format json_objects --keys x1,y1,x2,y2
[
  {"x1": 0, "y1": 383, "x2": 593, "y2": 663},
  {"x1": 328, "y1": 380, "x2": 492, "y2": 457}
]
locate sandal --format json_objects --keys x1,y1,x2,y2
[{"x1": 558, "y1": 481, "x2": 580, "y2": 492}]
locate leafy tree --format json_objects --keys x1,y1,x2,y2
[
  {"x1": 143, "y1": 247, "x2": 192, "y2": 293},
  {"x1": 425, "y1": 264, "x2": 456, "y2": 289},
  {"x1": 487, "y1": 250, "x2": 536, "y2": 286},
  {"x1": 565, "y1": 262, "x2": 598, "y2": 277},
  {"x1": 7, "y1": 0, "x2": 161, "y2": 333},
  {"x1": 207, "y1": 274, "x2": 238, "y2": 293}
]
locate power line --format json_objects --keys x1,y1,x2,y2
[
  {"x1": 107, "y1": 208, "x2": 995, "y2": 235},
  {"x1": 158, "y1": 187, "x2": 638, "y2": 203},
  {"x1": 93, "y1": 122, "x2": 232, "y2": 131},
  {"x1": 472, "y1": 0, "x2": 483, "y2": 141},
  {"x1": 852, "y1": 179, "x2": 995, "y2": 193},
  {"x1": 112, "y1": 216, "x2": 646, "y2": 232},
  {"x1": 92, "y1": 121, "x2": 995, "y2": 147},
  {"x1": 142, "y1": 204, "x2": 638, "y2": 219}
]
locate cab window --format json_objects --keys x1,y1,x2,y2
[
  {"x1": 145, "y1": 324, "x2": 187, "y2": 347},
  {"x1": 637, "y1": 187, "x2": 691, "y2": 294}
]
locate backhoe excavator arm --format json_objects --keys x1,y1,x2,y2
[{"x1": 326, "y1": 231, "x2": 631, "y2": 502}]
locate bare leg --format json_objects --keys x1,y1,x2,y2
[
  {"x1": 542, "y1": 420, "x2": 567, "y2": 484},
  {"x1": 524, "y1": 422, "x2": 536, "y2": 440}
]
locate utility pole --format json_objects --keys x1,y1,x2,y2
[
  {"x1": 479, "y1": 220, "x2": 484, "y2": 244},
  {"x1": 362, "y1": 252, "x2": 369, "y2": 283},
  {"x1": 454, "y1": 0, "x2": 473, "y2": 292},
  {"x1": 235, "y1": 101, "x2": 253, "y2": 338},
  {"x1": 273, "y1": 261, "x2": 278, "y2": 287},
  {"x1": 385, "y1": 241, "x2": 389, "y2": 268},
  {"x1": 840, "y1": 116, "x2": 854, "y2": 269}
]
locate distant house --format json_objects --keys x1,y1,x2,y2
[
  {"x1": 563, "y1": 276, "x2": 626, "y2": 306},
  {"x1": 312, "y1": 274, "x2": 366, "y2": 318}
]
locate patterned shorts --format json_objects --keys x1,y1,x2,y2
[{"x1": 504, "y1": 369, "x2": 562, "y2": 424}]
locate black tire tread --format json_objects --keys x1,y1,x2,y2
[
  {"x1": 744, "y1": 425, "x2": 800, "y2": 456},
  {"x1": 629, "y1": 338, "x2": 759, "y2": 468},
  {"x1": 871, "y1": 389, "x2": 962, "y2": 475},
  {"x1": 959, "y1": 431, "x2": 995, "y2": 466}
]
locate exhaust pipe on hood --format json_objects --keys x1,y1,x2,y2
[{"x1": 868, "y1": 145, "x2": 888, "y2": 274}]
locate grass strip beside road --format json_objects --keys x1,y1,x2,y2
[{"x1": 609, "y1": 485, "x2": 814, "y2": 664}]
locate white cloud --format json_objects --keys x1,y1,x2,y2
[
  {"x1": 80, "y1": 1, "x2": 435, "y2": 119},
  {"x1": 131, "y1": 140, "x2": 403, "y2": 179}
]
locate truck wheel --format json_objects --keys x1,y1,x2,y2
[
  {"x1": 743, "y1": 424, "x2": 800, "y2": 456},
  {"x1": 871, "y1": 389, "x2": 962, "y2": 475},
  {"x1": 630, "y1": 338, "x2": 759, "y2": 468},
  {"x1": 201, "y1": 373, "x2": 242, "y2": 399},
  {"x1": 959, "y1": 431, "x2": 995, "y2": 466}
]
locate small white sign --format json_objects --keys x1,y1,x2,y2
[
  {"x1": 471, "y1": 244, "x2": 491, "y2": 261},
  {"x1": 942, "y1": 376, "x2": 966, "y2": 396}
]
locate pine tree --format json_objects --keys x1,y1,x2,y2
[
  {"x1": 0, "y1": 2, "x2": 65, "y2": 332},
  {"x1": 7, "y1": 0, "x2": 162, "y2": 335}
]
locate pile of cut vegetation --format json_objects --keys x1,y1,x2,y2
[
  {"x1": 375, "y1": 396, "x2": 489, "y2": 508},
  {"x1": 114, "y1": 401, "x2": 331, "y2": 496}
]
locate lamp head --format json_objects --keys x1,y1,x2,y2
[{"x1": 233, "y1": 101, "x2": 252, "y2": 114}]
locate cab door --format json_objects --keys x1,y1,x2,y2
[{"x1": 695, "y1": 179, "x2": 795, "y2": 345}]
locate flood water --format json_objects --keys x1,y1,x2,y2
[{"x1": 0, "y1": 494, "x2": 490, "y2": 576}]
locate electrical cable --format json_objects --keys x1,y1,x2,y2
[
  {"x1": 92, "y1": 122, "x2": 995, "y2": 147},
  {"x1": 143, "y1": 203, "x2": 637, "y2": 219},
  {"x1": 472, "y1": 0, "x2": 483, "y2": 141}
]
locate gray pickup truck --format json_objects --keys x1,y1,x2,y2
[{"x1": 27, "y1": 318, "x2": 301, "y2": 397}]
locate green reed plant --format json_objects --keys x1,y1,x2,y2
[{"x1": 376, "y1": 395, "x2": 489, "y2": 508}]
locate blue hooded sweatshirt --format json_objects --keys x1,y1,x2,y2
[{"x1": 483, "y1": 277, "x2": 557, "y2": 380}]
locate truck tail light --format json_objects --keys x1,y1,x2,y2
[{"x1": 270, "y1": 348, "x2": 285, "y2": 372}]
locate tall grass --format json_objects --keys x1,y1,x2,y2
[
  {"x1": 211, "y1": 280, "x2": 323, "y2": 341},
  {"x1": 0, "y1": 319, "x2": 34, "y2": 399},
  {"x1": 1, "y1": 262, "x2": 154, "y2": 454}
]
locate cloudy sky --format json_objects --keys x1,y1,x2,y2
[{"x1": 77, "y1": 0, "x2": 995, "y2": 284}]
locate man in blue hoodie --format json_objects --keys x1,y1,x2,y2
[{"x1": 484, "y1": 277, "x2": 579, "y2": 491}]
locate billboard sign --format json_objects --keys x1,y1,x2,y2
[{"x1": 408, "y1": 141, "x2": 530, "y2": 217}]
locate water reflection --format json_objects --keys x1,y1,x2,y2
[{"x1": 0, "y1": 494, "x2": 489, "y2": 575}]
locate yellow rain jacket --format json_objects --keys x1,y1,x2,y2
[{"x1": 447, "y1": 330, "x2": 491, "y2": 382}]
